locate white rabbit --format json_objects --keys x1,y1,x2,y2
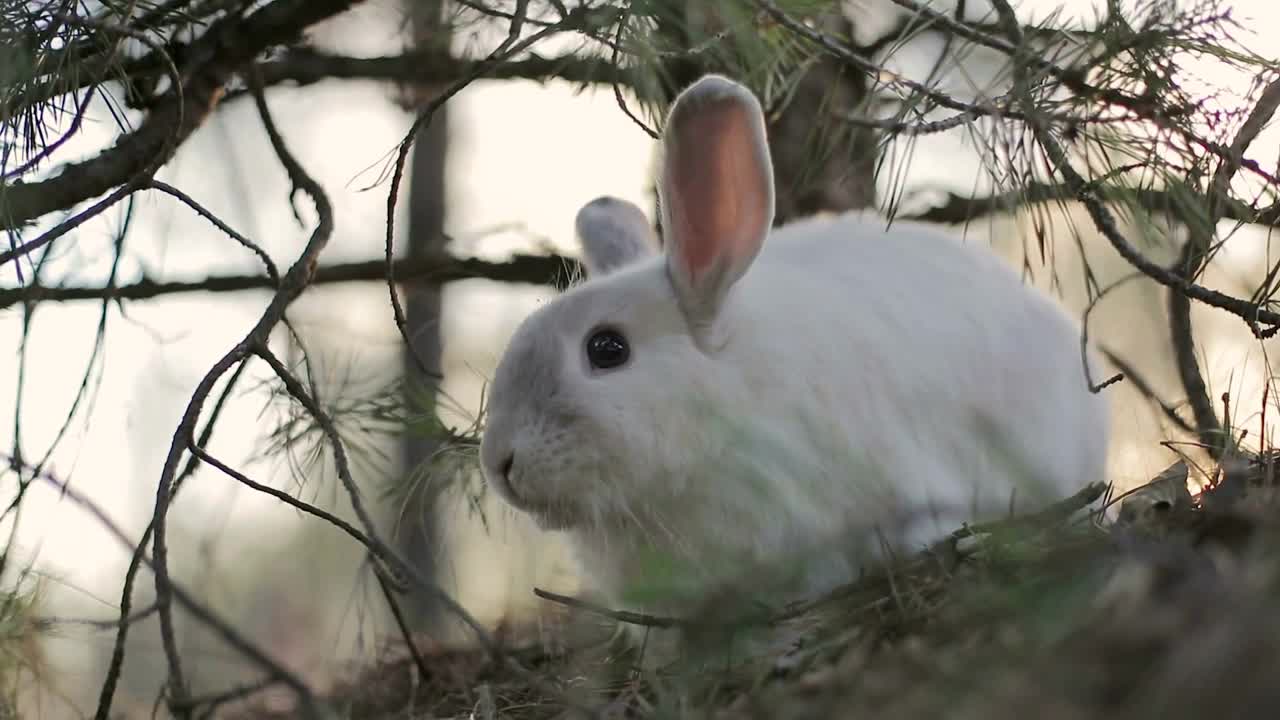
[{"x1": 479, "y1": 75, "x2": 1110, "y2": 646}]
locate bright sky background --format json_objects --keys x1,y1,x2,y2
[{"x1": 3, "y1": 0, "x2": 1278, "y2": 714}]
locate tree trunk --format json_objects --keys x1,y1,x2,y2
[{"x1": 397, "y1": 0, "x2": 450, "y2": 631}]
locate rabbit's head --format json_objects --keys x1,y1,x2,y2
[{"x1": 479, "y1": 75, "x2": 778, "y2": 532}]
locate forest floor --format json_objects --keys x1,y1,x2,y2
[{"x1": 229, "y1": 448, "x2": 1280, "y2": 720}]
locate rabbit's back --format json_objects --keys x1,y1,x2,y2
[{"x1": 721, "y1": 212, "x2": 1109, "y2": 544}]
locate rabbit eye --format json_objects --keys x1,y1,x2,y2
[{"x1": 585, "y1": 328, "x2": 630, "y2": 370}]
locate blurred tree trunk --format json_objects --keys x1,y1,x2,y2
[
  {"x1": 647, "y1": 2, "x2": 878, "y2": 227},
  {"x1": 397, "y1": 0, "x2": 450, "y2": 631}
]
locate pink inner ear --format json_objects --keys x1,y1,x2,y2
[{"x1": 669, "y1": 101, "x2": 770, "y2": 279}]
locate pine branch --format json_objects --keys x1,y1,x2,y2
[
  {"x1": 253, "y1": 47, "x2": 634, "y2": 93},
  {"x1": 907, "y1": 183, "x2": 1275, "y2": 227},
  {"x1": 0, "y1": 0, "x2": 369, "y2": 232}
]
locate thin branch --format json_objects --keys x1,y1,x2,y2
[
  {"x1": 132, "y1": 49, "x2": 344, "y2": 716},
  {"x1": 145, "y1": 180, "x2": 280, "y2": 284},
  {"x1": 143, "y1": 67, "x2": 517, "y2": 695},
  {"x1": 0, "y1": 181, "x2": 145, "y2": 270},
  {"x1": 1096, "y1": 345, "x2": 1197, "y2": 436},
  {"x1": 187, "y1": 445, "x2": 391, "y2": 556},
  {"x1": 94, "y1": 355, "x2": 249, "y2": 720},
  {"x1": 533, "y1": 587, "x2": 684, "y2": 629},
  {"x1": 607, "y1": 4, "x2": 659, "y2": 140},
  {"x1": 375, "y1": 573, "x2": 432, "y2": 683},
  {"x1": 28, "y1": 192, "x2": 134, "y2": 480},
  {"x1": 190, "y1": 429, "x2": 429, "y2": 685}
]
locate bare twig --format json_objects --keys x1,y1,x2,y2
[
  {"x1": 1097, "y1": 345, "x2": 1197, "y2": 436},
  {"x1": 375, "y1": 573, "x2": 433, "y2": 683},
  {"x1": 132, "y1": 55, "x2": 343, "y2": 717},
  {"x1": 145, "y1": 180, "x2": 281, "y2": 284},
  {"x1": 96, "y1": 356, "x2": 252, "y2": 720},
  {"x1": 1078, "y1": 271, "x2": 1135, "y2": 393},
  {"x1": 187, "y1": 445, "x2": 393, "y2": 557},
  {"x1": 533, "y1": 587, "x2": 684, "y2": 629},
  {"x1": 608, "y1": 4, "x2": 659, "y2": 140},
  {"x1": 0, "y1": 181, "x2": 146, "y2": 271},
  {"x1": 19, "y1": 194, "x2": 133, "y2": 487}
]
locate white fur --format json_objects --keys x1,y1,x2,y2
[
  {"x1": 479, "y1": 75, "x2": 1110, "y2": 639},
  {"x1": 574, "y1": 196, "x2": 657, "y2": 276}
]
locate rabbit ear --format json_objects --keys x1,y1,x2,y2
[
  {"x1": 659, "y1": 75, "x2": 775, "y2": 340},
  {"x1": 574, "y1": 196, "x2": 658, "y2": 276}
]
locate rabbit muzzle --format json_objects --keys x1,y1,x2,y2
[{"x1": 480, "y1": 444, "x2": 582, "y2": 530}]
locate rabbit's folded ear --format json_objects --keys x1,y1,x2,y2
[
  {"x1": 659, "y1": 75, "x2": 775, "y2": 343},
  {"x1": 575, "y1": 196, "x2": 658, "y2": 277}
]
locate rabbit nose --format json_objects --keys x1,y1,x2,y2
[{"x1": 499, "y1": 453, "x2": 515, "y2": 481}]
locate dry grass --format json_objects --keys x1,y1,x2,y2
[{"x1": 227, "y1": 450, "x2": 1280, "y2": 720}]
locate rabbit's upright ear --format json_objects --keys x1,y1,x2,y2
[
  {"x1": 659, "y1": 75, "x2": 775, "y2": 341},
  {"x1": 575, "y1": 196, "x2": 658, "y2": 277}
]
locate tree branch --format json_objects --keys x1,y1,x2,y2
[
  {"x1": 0, "y1": 252, "x2": 579, "y2": 311},
  {"x1": 253, "y1": 47, "x2": 633, "y2": 93},
  {"x1": 0, "y1": 0, "x2": 368, "y2": 233},
  {"x1": 903, "y1": 182, "x2": 1273, "y2": 227}
]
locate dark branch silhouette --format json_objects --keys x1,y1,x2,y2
[
  {"x1": 1, "y1": 0, "x2": 368, "y2": 233},
  {"x1": 254, "y1": 47, "x2": 632, "y2": 93},
  {"x1": 0, "y1": 235, "x2": 580, "y2": 313}
]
